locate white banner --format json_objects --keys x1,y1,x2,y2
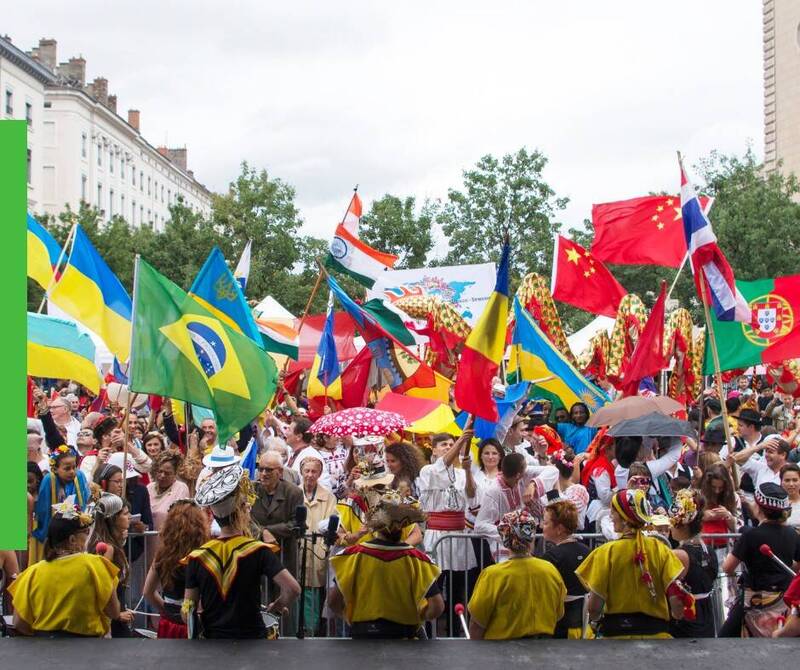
[{"x1": 367, "y1": 262, "x2": 496, "y2": 326}]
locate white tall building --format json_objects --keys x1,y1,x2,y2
[
  {"x1": 0, "y1": 35, "x2": 56, "y2": 210},
  {"x1": 1, "y1": 35, "x2": 212, "y2": 229}
]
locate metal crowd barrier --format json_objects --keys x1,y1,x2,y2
[{"x1": 112, "y1": 529, "x2": 743, "y2": 639}]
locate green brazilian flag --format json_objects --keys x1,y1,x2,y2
[
  {"x1": 704, "y1": 274, "x2": 800, "y2": 374},
  {"x1": 129, "y1": 258, "x2": 277, "y2": 442}
]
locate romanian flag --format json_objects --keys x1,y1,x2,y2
[
  {"x1": 307, "y1": 294, "x2": 342, "y2": 400},
  {"x1": 325, "y1": 193, "x2": 398, "y2": 288},
  {"x1": 27, "y1": 312, "x2": 100, "y2": 393},
  {"x1": 189, "y1": 246, "x2": 262, "y2": 346},
  {"x1": 454, "y1": 243, "x2": 510, "y2": 421},
  {"x1": 509, "y1": 298, "x2": 609, "y2": 413},
  {"x1": 48, "y1": 225, "x2": 132, "y2": 361},
  {"x1": 27, "y1": 214, "x2": 62, "y2": 290}
]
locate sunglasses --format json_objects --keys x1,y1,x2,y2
[{"x1": 258, "y1": 466, "x2": 280, "y2": 473}]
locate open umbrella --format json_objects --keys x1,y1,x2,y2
[
  {"x1": 607, "y1": 412, "x2": 697, "y2": 439},
  {"x1": 587, "y1": 395, "x2": 683, "y2": 427},
  {"x1": 308, "y1": 407, "x2": 408, "y2": 437}
]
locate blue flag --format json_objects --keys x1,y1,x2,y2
[{"x1": 189, "y1": 246, "x2": 262, "y2": 345}]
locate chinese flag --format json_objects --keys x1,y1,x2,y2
[
  {"x1": 551, "y1": 236, "x2": 627, "y2": 317},
  {"x1": 621, "y1": 282, "x2": 667, "y2": 396},
  {"x1": 591, "y1": 195, "x2": 712, "y2": 268}
]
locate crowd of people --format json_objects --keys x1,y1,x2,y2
[{"x1": 2, "y1": 372, "x2": 799, "y2": 640}]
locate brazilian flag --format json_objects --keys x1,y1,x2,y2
[{"x1": 129, "y1": 258, "x2": 277, "y2": 442}]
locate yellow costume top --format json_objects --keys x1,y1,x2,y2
[
  {"x1": 468, "y1": 557, "x2": 566, "y2": 639},
  {"x1": 8, "y1": 553, "x2": 119, "y2": 637},
  {"x1": 337, "y1": 499, "x2": 417, "y2": 545},
  {"x1": 575, "y1": 534, "x2": 683, "y2": 623},
  {"x1": 330, "y1": 540, "x2": 441, "y2": 626}
]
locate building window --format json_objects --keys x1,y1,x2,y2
[
  {"x1": 5, "y1": 89, "x2": 12, "y2": 115},
  {"x1": 139, "y1": 170, "x2": 143, "y2": 191},
  {"x1": 132, "y1": 200, "x2": 136, "y2": 225},
  {"x1": 147, "y1": 209, "x2": 151, "y2": 225},
  {"x1": 167, "y1": 189, "x2": 171, "y2": 204},
  {"x1": 97, "y1": 144, "x2": 102, "y2": 167},
  {"x1": 27, "y1": 149, "x2": 32, "y2": 183},
  {"x1": 161, "y1": 185, "x2": 164, "y2": 202},
  {"x1": 140, "y1": 205, "x2": 143, "y2": 223},
  {"x1": 132, "y1": 167, "x2": 136, "y2": 186},
  {"x1": 109, "y1": 148, "x2": 114, "y2": 173},
  {"x1": 25, "y1": 102, "x2": 32, "y2": 126},
  {"x1": 81, "y1": 133, "x2": 87, "y2": 158},
  {"x1": 120, "y1": 194, "x2": 125, "y2": 219},
  {"x1": 109, "y1": 189, "x2": 114, "y2": 217},
  {"x1": 97, "y1": 184, "x2": 103, "y2": 209},
  {"x1": 81, "y1": 174, "x2": 87, "y2": 201},
  {"x1": 147, "y1": 176, "x2": 151, "y2": 195},
  {"x1": 121, "y1": 159, "x2": 125, "y2": 179}
]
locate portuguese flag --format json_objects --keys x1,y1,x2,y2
[{"x1": 704, "y1": 274, "x2": 800, "y2": 373}]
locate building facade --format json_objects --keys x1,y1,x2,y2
[
  {"x1": 0, "y1": 35, "x2": 56, "y2": 211},
  {"x1": 763, "y1": 0, "x2": 800, "y2": 179},
  {"x1": 1, "y1": 35, "x2": 212, "y2": 229}
]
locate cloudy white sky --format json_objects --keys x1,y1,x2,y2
[{"x1": 9, "y1": 1, "x2": 763, "y2": 248}]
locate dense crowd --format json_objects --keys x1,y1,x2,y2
[{"x1": 2, "y1": 373, "x2": 799, "y2": 640}]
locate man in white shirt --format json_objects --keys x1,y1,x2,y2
[
  {"x1": 48, "y1": 396, "x2": 81, "y2": 447},
  {"x1": 613, "y1": 435, "x2": 683, "y2": 489},
  {"x1": 729, "y1": 435, "x2": 789, "y2": 489},
  {"x1": 474, "y1": 453, "x2": 558, "y2": 551}
]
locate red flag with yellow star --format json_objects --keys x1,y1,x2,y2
[
  {"x1": 551, "y1": 236, "x2": 627, "y2": 317},
  {"x1": 591, "y1": 195, "x2": 712, "y2": 268}
]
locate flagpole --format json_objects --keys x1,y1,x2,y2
[
  {"x1": 666, "y1": 252, "x2": 688, "y2": 302},
  {"x1": 37, "y1": 222, "x2": 77, "y2": 313},
  {"x1": 121, "y1": 254, "x2": 141, "y2": 500},
  {"x1": 698, "y1": 273, "x2": 738, "y2": 486}
]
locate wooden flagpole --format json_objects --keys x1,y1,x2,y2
[{"x1": 37, "y1": 222, "x2": 77, "y2": 313}]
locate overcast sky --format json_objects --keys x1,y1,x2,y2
[{"x1": 9, "y1": 1, "x2": 763, "y2": 250}]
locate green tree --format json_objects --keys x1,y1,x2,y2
[
  {"x1": 437, "y1": 148, "x2": 568, "y2": 278},
  {"x1": 360, "y1": 194, "x2": 434, "y2": 268}
]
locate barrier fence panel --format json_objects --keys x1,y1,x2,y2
[{"x1": 114, "y1": 529, "x2": 744, "y2": 639}]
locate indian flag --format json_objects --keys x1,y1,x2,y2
[
  {"x1": 255, "y1": 316, "x2": 300, "y2": 360},
  {"x1": 325, "y1": 193, "x2": 398, "y2": 288}
]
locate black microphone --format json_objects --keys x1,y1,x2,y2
[
  {"x1": 324, "y1": 514, "x2": 340, "y2": 547},
  {"x1": 293, "y1": 505, "x2": 308, "y2": 535}
]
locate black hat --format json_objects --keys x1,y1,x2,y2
[
  {"x1": 701, "y1": 427, "x2": 726, "y2": 444},
  {"x1": 754, "y1": 482, "x2": 790, "y2": 511},
  {"x1": 736, "y1": 408, "x2": 762, "y2": 427}
]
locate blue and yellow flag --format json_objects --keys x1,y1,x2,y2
[
  {"x1": 27, "y1": 312, "x2": 100, "y2": 393},
  {"x1": 189, "y1": 246, "x2": 262, "y2": 346},
  {"x1": 509, "y1": 298, "x2": 608, "y2": 413},
  {"x1": 307, "y1": 293, "x2": 342, "y2": 400},
  {"x1": 454, "y1": 243, "x2": 510, "y2": 421},
  {"x1": 27, "y1": 214, "x2": 62, "y2": 291},
  {"x1": 49, "y1": 225, "x2": 132, "y2": 361}
]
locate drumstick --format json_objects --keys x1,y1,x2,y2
[
  {"x1": 759, "y1": 544, "x2": 798, "y2": 578},
  {"x1": 454, "y1": 603, "x2": 470, "y2": 639}
]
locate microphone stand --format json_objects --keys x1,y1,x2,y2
[{"x1": 294, "y1": 520, "x2": 309, "y2": 639}]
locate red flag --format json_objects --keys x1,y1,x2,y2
[
  {"x1": 340, "y1": 346, "x2": 373, "y2": 408},
  {"x1": 591, "y1": 195, "x2": 712, "y2": 268},
  {"x1": 621, "y1": 282, "x2": 667, "y2": 396},
  {"x1": 27, "y1": 376, "x2": 36, "y2": 418},
  {"x1": 551, "y1": 236, "x2": 627, "y2": 317},
  {"x1": 294, "y1": 312, "x2": 357, "y2": 367}
]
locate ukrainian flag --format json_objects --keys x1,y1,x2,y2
[
  {"x1": 48, "y1": 225, "x2": 132, "y2": 361},
  {"x1": 27, "y1": 214, "x2": 62, "y2": 290},
  {"x1": 509, "y1": 297, "x2": 609, "y2": 413},
  {"x1": 307, "y1": 293, "x2": 342, "y2": 400},
  {"x1": 27, "y1": 312, "x2": 100, "y2": 393},
  {"x1": 189, "y1": 246, "x2": 262, "y2": 345},
  {"x1": 454, "y1": 243, "x2": 510, "y2": 421}
]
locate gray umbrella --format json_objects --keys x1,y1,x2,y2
[{"x1": 607, "y1": 411, "x2": 697, "y2": 439}]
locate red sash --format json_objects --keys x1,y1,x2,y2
[{"x1": 426, "y1": 511, "x2": 466, "y2": 531}]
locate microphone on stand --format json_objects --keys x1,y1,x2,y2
[
  {"x1": 293, "y1": 505, "x2": 308, "y2": 537},
  {"x1": 324, "y1": 515, "x2": 340, "y2": 548}
]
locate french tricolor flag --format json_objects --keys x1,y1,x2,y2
[{"x1": 680, "y1": 157, "x2": 749, "y2": 322}]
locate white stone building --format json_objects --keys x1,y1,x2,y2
[
  {"x1": 1, "y1": 35, "x2": 212, "y2": 229},
  {"x1": 0, "y1": 35, "x2": 56, "y2": 211}
]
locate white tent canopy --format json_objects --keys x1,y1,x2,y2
[
  {"x1": 566, "y1": 315, "x2": 615, "y2": 357},
  {"x1": 253, "y1": 295, "x2": 295, "y2": 320}
]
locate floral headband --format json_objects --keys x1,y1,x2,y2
[
  {"x1": 551, "y1": 449, "x2": 574, "y2": 469},
  {"x1": 49, "y1": 444, "x2": 77, "y2": 470},
  {"x1": 669, "y1": 488, "x2": 699, "y2": 527},
  {"x1": 52, "y1": 494, "x2": 95, "y2": 527}
]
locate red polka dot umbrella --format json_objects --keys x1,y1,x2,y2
[{"x1": 309, "y1": 407, "x2": 408, "y2": 437}]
